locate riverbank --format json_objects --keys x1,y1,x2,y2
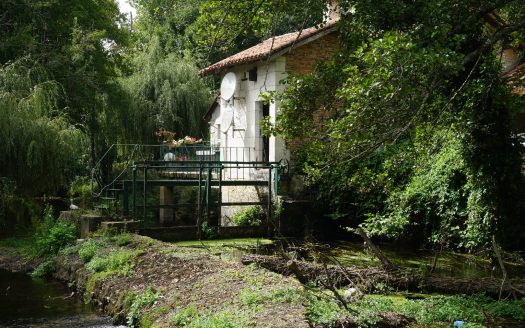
[
  {"x1": 1, "y1": 235, "x2": 309, "y2": 327},
  {"x1": 2, "y1": 235, "x2": 525, "y2": 327}
]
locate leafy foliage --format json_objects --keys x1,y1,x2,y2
[
  {"x1": 35, "y1": 206, "x2": 76, "y2": 256},
  {"x1": 305, "y1": 293, "x2": 525, "y2": 328},
  {"x1": 127, "y1": 287, "x2": 161, "y2": 328},
  {"x1": 0, "y1": 59, "x2": 84, "y2": 196},
  {"x1": 192, "y1": 0, "x2": 327, "y2": 63},
  {"x1": 31, "y1": 259, "x2": 55, "y2": 278},
  {"x1": 231, "y1": 206, "x2": 265, "y2": 226},
  {"x1": 254, "y1": 0, "x2": 525, "y2": 249},
  {"x1": 86, "y1": 248, "x2": 141, "y2": 277},
  {"x1": 78, "y1": 239, "x2": 100, "y2": 263}
]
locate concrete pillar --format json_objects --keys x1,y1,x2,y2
[
  {"x1": 159, "y1": 186, "x2": 174, "y2": 226},
  {"x1": 80, "y1": 214, "x2": 103, "y2": 238}
]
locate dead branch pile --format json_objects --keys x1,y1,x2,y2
[{"x1": 241, "y1": 254, "x2": 525, "y2": 299}]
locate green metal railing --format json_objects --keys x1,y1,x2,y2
[{"x1": 90, "y1": 143, "x2": 287, "y2": 237}]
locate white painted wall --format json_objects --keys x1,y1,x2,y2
[
  {"x1": 211, "y1": 57, "x2": 290, "y2": 167},
  {"x1": 209, "y1": 57, "x2": 292, "y2": 225}
]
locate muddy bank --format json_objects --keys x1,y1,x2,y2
[
  {"x1": 0, "y1": 246, "x2": 40, "y2": 273},
  {"x1": 50, "y1": 235, "x2": 309, "y2": 327}
]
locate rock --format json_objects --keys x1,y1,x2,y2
[{"x1": 343, "y1": 287, "x2": 363, "y2": 302}]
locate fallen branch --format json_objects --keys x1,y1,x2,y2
[
  {"x1": 241, "y1": 254, "x2": 525, "y2": 299},
  {"x1": 314, "y1": 312, "x2": 414, "y2": 328},
  {"x1": 356, "y1": 227, "x2": 396, "y2": 270}
]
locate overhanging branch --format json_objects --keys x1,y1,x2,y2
[{"x1": 463, "y1": 18, "x2": 525, "y2": 66}]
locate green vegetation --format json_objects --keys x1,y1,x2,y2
[
  {"x1": 3, "y1": 1, "x2": 525, "y2": 326},
  {"x1": 231, "y1": 206, "x2": 265, "y2": 226},
  {"x1": 173, "y1": 238, "x2": 273, "y2": 247},
  {"x1": 114, "y1": 233, "x2": 133, "y2": 247},
  {"x1": 85, "y1": 248, "x2": 141, "y2": 277},
  {"x1": 170, "y1": 305, "x2": 251, "y2": 328},
  {"x1": 78, "y1": 239, "x2": 100, "y2": 262},
  {"x1": 304, "y1": 293, "x2": 525, "y2": 328},
  {"x1": 198, "y1": 0, "x2": 525, "y2": 251},
  {"x1": 35, "y1": 207, "x2": 76, "y2": 256},
  {"x1": 79, "y1": 236, "x2": 143, "y2": 299},
  {"x1": 239, "y1": 286, "x2": 302, "y2": 308},
  {"x1": 127, "y1": 288, "x2": 161, "y2": 328},
  {"x1": 30, "y1": 259, "x2": 55, "y2": 278}
]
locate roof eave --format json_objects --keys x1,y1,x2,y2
[{"x1": 198, "y1": 24, "x2": 339, "y2": 77}]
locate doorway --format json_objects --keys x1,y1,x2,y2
[{"x1": 262, "y1": 103, "x2": 270, "y2": 163}]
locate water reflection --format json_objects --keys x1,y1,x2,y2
[
  {"x1": 0, "y1": 269, "x2": 124, "y2": 328},
  {"x1": 324, "y1": 241, "x2": 525, "y2": 279}
]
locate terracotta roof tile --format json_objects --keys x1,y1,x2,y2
[{"x1": 199, "y1": 20, "x2": 339, "y2": 76}]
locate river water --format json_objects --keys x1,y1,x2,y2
[{"x1": 0, "y1": 269, "x2": 122, "y2": 328}]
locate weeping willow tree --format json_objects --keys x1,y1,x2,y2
[
  {"x1": 0, "y1": 58, "x2": 84, "y2": 197},
  {"x1": 120, "y1": 37, "x2": 211, "y2": 144}
]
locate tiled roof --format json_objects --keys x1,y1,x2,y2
[{"x1": 199, "y1": 20, "x2": 339, "y2": 76}]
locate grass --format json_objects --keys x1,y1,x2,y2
[
  {"x1": 0, "y1": 236, "x2": 36, "y2": 258},
  {"x1": 303, "y1": 292, "x2": 525, "y2": 328},
  {"x1": 170, "y1": 305, "x2": 252, "y2": 328},
  {"x1": 81, "y1": 234, "x2": 144, "y2": 299},
  {"x1": 86, "y1": 248, "x2": 142, "y2": 276},
  {"x1": 171, "y1": 238, "x2": 274, "y2": 262},
  {"x1": 239, "y1": 286, "x2": 303, "y2": 308},
  {"x1": 172, "y1": 238, "x2": 273, "y2": 247}
]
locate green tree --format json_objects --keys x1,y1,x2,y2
[
  {"x1": 120, "y1": 40, "x2": 211, "y2": 141},
  {"x1": 0, "y1": 0, "x2": 129, "y2": 167},
  {"x1": 121, "y1": 0, "x2": 212, "y2": 141},
  {"x1": 197, "y1": 0, "x2": 525, "y2": 250},
  {"x1": 0, "y1": 58, "x2": 83, "y2": 196}
]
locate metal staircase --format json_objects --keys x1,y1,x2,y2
[{"x1": 90, "y1": 143, "x2": 285, "y2": 229}]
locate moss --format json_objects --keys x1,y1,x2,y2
[
  {"x1": 85, "y1": 271, "x2": 112, "y2": 301},
  {"x1": 172, "y1": 238, "x2": 273, "y2": 247}
]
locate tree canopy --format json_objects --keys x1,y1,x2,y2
[
  {"x1": 2, "y1": 0, "x2": 525, "y2": 251},
  {"x1": 195, "y1": 0, "x2": 525, "y2": 250}
]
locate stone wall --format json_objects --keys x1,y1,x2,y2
[{"x1": 221, "y1": 185, "x2": 268, "y2": 226}]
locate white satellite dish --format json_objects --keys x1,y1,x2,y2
[
  {"x1": 220, "y1": 72, "x2": 237, "y2": 101},
  {"x1": 221, "y1": 105, "x2": 234, "y2": 132}
]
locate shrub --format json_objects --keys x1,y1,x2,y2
[
  {"x1": 31, "y1": 259, "x2": 55, "y2": 277},
  {"x1": 114, "y1": 233, "x2": 132, "y2": 246},
  {"x1": 231, "y1": 206, "x2": 265, "y2": 226},
  {"x1": 201, "y1": 221, "x2": 218, "y2": 239},
  {"x1": 36, "y1": 206, "x2": 76, "y2": 255},
  {"x1": 78, "y1": 240, "x2": 99, "y2": 262},
  {"x1": 127, "y1": 287, "x2": 161, "y2": 328},
  {"x1": 86, "y1": 249, "x2": 141, "y2": 276}
]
